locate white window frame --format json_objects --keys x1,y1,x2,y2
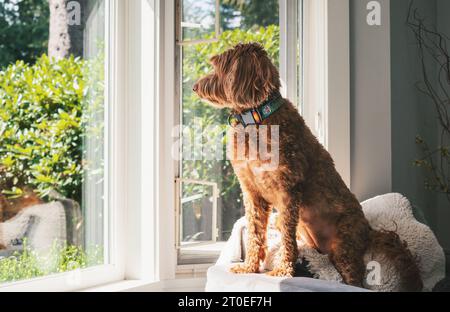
[
  {"x1": 171, "y1": 0, "x2": 350, "y2": 274},
  {"x1": 0, "y1": 0, "x2": 128, "y2": 292},
  {"x1": 173, "y1": 0, "x2": 307, "y2": 272},
  {"x1": 0, "y1": 0, "x2": 350, "y2": 291},
  {"x1": 303, "y1": 0, "x2": 351, "y2": 186},
  {"x1": 279, "y1": 0, "x2": 301, "y2": 106},
  {"x1": 177, "y1": 0, "x2": 221, "y2": 46},
  {"x1": 129, "y1": 0, "x2": 350, "y2": 287}
]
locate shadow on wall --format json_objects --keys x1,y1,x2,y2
[{"x1": 390, "y1": 0, "x2": 450, "y2": 251}]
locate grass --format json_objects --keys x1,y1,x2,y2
[{"x1": 0, "y1": 239, "x2": 103, "y2": 283}]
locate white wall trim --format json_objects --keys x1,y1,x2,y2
[
  {"x1": 303, "y1": 0, "x2": 351, "y2": 186},
  {"x1": 350, "y1": 0, "x2": 391, "y2": 199},
  {"x1": 158, "y1": 0, "x2": 177, "y2": 280},
  {"x1": 279, "y1": 0, "x2": 300, "y2": 105},
  {"x1": 124, "y1": 0, "x2": 161, "y2": 282},
  {"x1": 326, "y1": 0, "x2": 351, "y2": 187}
]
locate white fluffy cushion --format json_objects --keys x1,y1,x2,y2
[
  {"x1": 364, "y1": 193, "x2": 445, "y2": 291},
  {"x1": 214, "y1": 193, "x2": 446, "y2": 292}
]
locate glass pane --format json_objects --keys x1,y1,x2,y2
[
  {"x1": 178, "y1": 0, "x2": 280, "y2": 264},
  {"x1": 297, "y1": 0, "x2": 304, "y2": 113},
  {"x1": 0, "y1": 0, "x2": 107, "y2": 283},
  {"x1": 181, "y1": 0, "x2": 217, "y2": 42},
  {"x1": 180, "y1": 181, "x2": 216, "y2": 245}
]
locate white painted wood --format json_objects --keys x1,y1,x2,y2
[
  {"x1": 279, "y1": 0, "x2": 300, "y2": 105},
  {"x1": 326, "y1": 0, "x2": 351, "y2": 187},
  {"x1": 177, "y1": 0, "x2": 221, "y2": 45},
  {"x1": 303, "y1": 0, "x2": 327, "y2": 143},
  {"x1": 159, "y1": 0, "x2": 178, "y2": 280},
  {"x1": 0, "y1": 264, "x2": 123, "y2": 292},
  {"x1": 107, "y1": 0, "x2": 127, "y2": 282},
  {"x1": 81, "y1": 277, "x2": 207, "y2": 292},
  {"x1": 303, "y1": 0, "x2": 351, "y2": 186},
  {"x1": 124, "y1": 0, "x2": 162, "y2": 282},
  {"x1": 351, "y1": 0, "x2": 391, "y2": 199}
]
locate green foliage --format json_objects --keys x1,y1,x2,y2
[
  {"x1": 0, "y1": 0, "x2": 49, "y2": 69},
  {"x1": 0, "y1": 239, "x2": 103, "y2": 283},
  {"x1": 0, "y1": 54, "x2": 104, "y2": 203},
  {"x1": 181, "y1": 26, "x2": 279, "y2": 238},
  {"x1": 222, "y1": 0, "x2": 279, "y2": 29}
]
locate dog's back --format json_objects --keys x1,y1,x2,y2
[{"x1": 233, "y1": 98, "x2": 422, "y2": 290}]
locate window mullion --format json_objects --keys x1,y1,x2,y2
[{"x1": 279, "y1": 0, "x2": 299, "y2": 107}]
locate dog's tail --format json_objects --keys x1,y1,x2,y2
[{"x1": 369, "y1": 229, "x2": 423, "y2": 291}]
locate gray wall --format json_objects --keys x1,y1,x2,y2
[
  {"x1": 350, "y1": 0, "x2": 450, "y2": 251},
  {"x1": 435, "y1": 0, "x2": 450, "y2": 254},
  {"x1": 390, "y1": 0, "x2": 438, "y2": 227},
  {"x1": 350, "y1": 0, "x2": 392, "y2": 201}
]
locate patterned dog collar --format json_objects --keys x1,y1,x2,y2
[{"x1": 228, "y1": 92, "x2": 284, "y2": 128}]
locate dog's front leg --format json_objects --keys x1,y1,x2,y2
[
  {"x1": 231, "y1": 192, "x2": 270, "y2": 274},
  {"x1": 266, "y1": 203, "x2": 299, "y2": 277}
]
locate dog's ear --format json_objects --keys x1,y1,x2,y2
[
  {"x1": 210, "y1": 55, "x2": 220, "y2": 66},
  {"x1": 226, "y1": 43, "x2": 280, "y2": 109},
  {"x1": 210, "y1": 53, "x2": 231, "y2": 75}
]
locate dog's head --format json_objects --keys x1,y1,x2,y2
[{"x1": 193, "y1": 43, "x2": 281, "y2": 113}]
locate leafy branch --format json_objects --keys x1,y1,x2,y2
[{"x1": 408, "y1": 2, "x2": 450, "y2": 202}]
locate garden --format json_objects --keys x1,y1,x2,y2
[{"x1": 0, "y1": 0, "x2": 105, "y2": 283}]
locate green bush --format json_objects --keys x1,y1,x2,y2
[
  {"x1": 0, "y1": 54, "x2": 104, "y2": 203},
  {"x1": 0, "y1": 239, "x2": 103, "y2": 283}
]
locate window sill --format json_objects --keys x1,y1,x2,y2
[
  {"x1": 81, "y1": 276, "x2": 207, "y2": 292},
  {"x1": 80, "y1": 280, "x2": 164, "y2": 292},
  {"x1": 178, "y1": 242, "x2": 226, "y2": 265}
]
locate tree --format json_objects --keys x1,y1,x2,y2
[
  {"x1": 220, "y1": 3, "x2": 241, "y2": 31},
  {"x1": 222, "y1": 0, "x2": 279, "y2": 29},
  {"x1": 48, "y1": 0, "x2": 71, "y2": 60},
  {"x1": 0, "y1": 0, "x2": 87, "y2": 67},
  {"x1": 0, "y1": 0, "x2": 49, "y2": 68},
  {"x1": 0, "y1": 54, "x2": 105, "y2": 203},
  {"x1": 48, "y1": 0, "x2": 87, "y2": 60}
]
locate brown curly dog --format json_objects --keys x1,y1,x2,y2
[{"x1": 193, "y1": 43, "x2": 422, "y2": 291}]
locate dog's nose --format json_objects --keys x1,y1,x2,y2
[{"x1": 193, "y1": 83, "x2": 199, "y2": 92}]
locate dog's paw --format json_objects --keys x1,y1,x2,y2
[
  {"x1": 266, "y1": 266, "x2": 294, "y2": 277},
  {"x1": 230, "y1": 263, "x2": 260, "y2": 274}
]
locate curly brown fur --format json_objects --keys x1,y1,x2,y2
[{"x1": 194, "y1": 43, "x2": 423, "y2": 290}]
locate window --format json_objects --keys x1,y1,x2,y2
[
  {"x1": 0, "y1": 0, "x2": 124, "y2": 290},
  {"x1": 174, "y1": 0, "x2": 303, "y2": 266},
  {"x1": 0, "y1": 0, "x2": 349, "y2": 291}
]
